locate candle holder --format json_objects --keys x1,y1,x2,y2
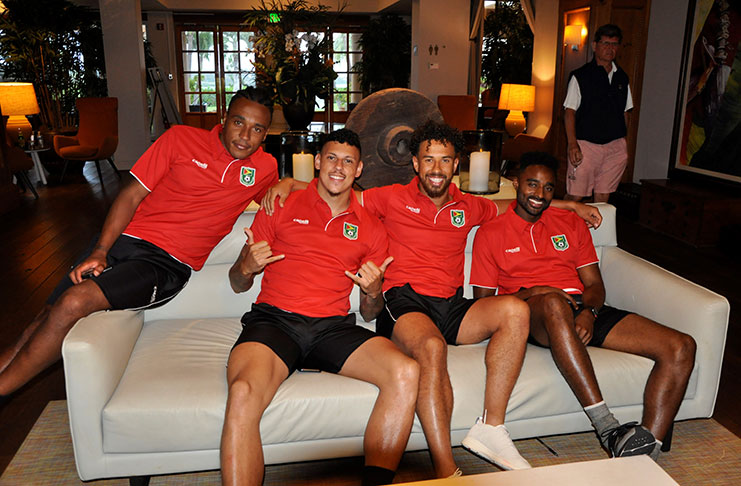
[
  {"x1": 279, "y1": 131, "x2": 321, "y2": 182},
  {"x1": 459, "y1": 129, "x2": 503, "y2": 194}
]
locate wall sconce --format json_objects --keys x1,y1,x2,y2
[
  {"x1": 498, "y1": 84, "x2": 535, "y2": 137},
  {"x1": 564, "y1": 24, "x2": 587, "y2": 51},
  {"x1": 0, "y1": 82, "x2": 40, "y2": 139}
]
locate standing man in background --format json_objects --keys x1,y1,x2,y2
[{"x1": 564, "y1": 24, "x2": 633, "y2": 203}]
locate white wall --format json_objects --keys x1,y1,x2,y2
[
  {"x1": 100, "y1": 0, "x2": 151, "y2": 170},
  {"x1": 528, "y1": 0, "x2": 559, "y2": 137},
  {"x1": 632, "y1": 0, "x2": 690, "y2": 182},
  {"x1": 410, "y1": 0, "x2": 471, "y2": 102}
]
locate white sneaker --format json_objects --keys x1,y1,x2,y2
[
  {"x1": 447, "y1": 467, "x2": 463, "y2": 478},
  {"x1": 462, "y1": 417, "x2": 532, "y2": 470}
]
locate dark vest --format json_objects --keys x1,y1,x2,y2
[{"x1": 569, "y1": 59, "x2": 630, "y2": 144}]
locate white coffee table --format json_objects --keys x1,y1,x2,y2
[{"x1": 396, "y1": 456, "x2": 679, "y2": 485}]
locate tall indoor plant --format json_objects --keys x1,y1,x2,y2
[
  {"x1": 480, "y1": 1, "x2": 533, "y2": 96},
  {"x1": 243, "y1": 0, "x2": 340, "y2": 130},
  {"x1": 352, "y1": 14, "x2": 411, "y2": 96}
]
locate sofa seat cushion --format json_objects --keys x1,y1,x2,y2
[
  {"x1": 58, "y1": 144, "x2": 98, "y2": 158},
  {"x1": 102, "y1": 316, "x2": 698, "y2": 454}
]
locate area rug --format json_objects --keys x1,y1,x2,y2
[{"x1": 1, "y1": 401, "x2": 740, "y2": 485}]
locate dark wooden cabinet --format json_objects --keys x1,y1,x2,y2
[{"x1": 639, "y1": 179, "x2": 741, "y2": 247}]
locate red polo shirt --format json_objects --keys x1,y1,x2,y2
[
  {"x1": 470, "y1": 202, "x2": 599, "y2": 295},
  {"x1": 124, "y1": 124, "x2": 278, "y2": 270},
  {"x1": 252, "y1": 179, "x2": 389, "y2": 317},
  {"x1": 363, "y1": 178, "x2": 498, "y2": 298}
]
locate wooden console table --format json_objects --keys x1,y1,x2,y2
[{"x1": 639, "y1": 178, "x2": 741, "y2": 247}]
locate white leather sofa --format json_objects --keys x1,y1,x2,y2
[{"x1": 61, "y1": 203, "x2": 730, "y2": 482}]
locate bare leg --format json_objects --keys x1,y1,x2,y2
[
  {"x1": 457, "y1": 295, "x2": 529, "y2": 425},
  {"x1": 0, "y1": 306, "x2": 51, "y2": 374},
  {"x1": 0, "y1": 282, "x2": 110, "y2": 395},
  {"x1": 220, "y1": 342, "x2": 289, "y2": 486},
  {"x1": 339, "y1": 336, "x2": 419, "y2": 471},
  {"x1": 391, "y1": 313, "x2": 456, "y2": 478},
  {"x1": 601, "y1": 315, "x2": 696, "y2": 442},
  {"x1": 593, "y1": 192, "x2": 610, "y2": 203},
  {"x1": 528, "y1": 292, "x2": 603, "y2": 406}
]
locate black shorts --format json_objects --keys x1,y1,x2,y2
[
  {"x1": 376, "y1": 283, "x2": 477, "y2": 344},
  {"x1": 527, "y1": 294, "x2": 631, "y2": 348},
  {"x1": 233, "y1": 303, "x2": 377, "y2": 374},
  {"x1": 47, "y1": 235, "x2": 191, "y2": 311}
]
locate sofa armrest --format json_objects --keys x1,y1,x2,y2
[
  {"x1": 61, "y1": 310, "x2": 144, "y2": 480},
  {"x1": 599, "y1": 247, "x2": 729, "y2": 417}
]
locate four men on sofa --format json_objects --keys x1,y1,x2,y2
[{"x1": 0, "y1": 85, "x2": 696, "y2": 485}]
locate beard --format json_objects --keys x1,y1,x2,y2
[{"x1": 418, "y1": 173, "x2": 452, "y2": 199}]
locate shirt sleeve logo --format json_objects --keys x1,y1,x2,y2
[
  {"x1": 343, "y1": 222, "x2": 359, "y2": 240},
  {"x1": 551, "y1": 234, "x2": 569, "y2": 251},
  {"x1": 240, "y1": 167, "x2": 256, "y2": 187},
  {"x1": 450, "y1": 209, "x2": 465, "y2": 228}
]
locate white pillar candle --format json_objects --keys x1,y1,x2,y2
[
  {"x1": 469, "y1": 150, "x2": 490, "y2": 192},
  {"x1": 292, "y1": 152, "x2": 315, "y2": 182}
]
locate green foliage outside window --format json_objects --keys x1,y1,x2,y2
[{"x1": 481, "y1": 1, "x2": 533, "y2": 95}]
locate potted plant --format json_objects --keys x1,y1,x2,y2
[
  {"x1": 352, "y1": 14, "x2": 411, "y2": 96},
  {"x1": 243, "y1": 0, "x2": 341, "y2": 130}
]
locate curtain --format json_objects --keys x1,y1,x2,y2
[
  {"x1": 521, "y1": 0, "x2": 535, "y2": 33},
  {"x1": 468, "y1": 0, "x2": 485, "y2": 96}
]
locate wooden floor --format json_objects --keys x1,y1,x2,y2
[{"x1": 0, "y1": 168, "x2": 739, "y2": 476}]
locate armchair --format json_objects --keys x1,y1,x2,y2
[{"x1": 54, "y1": 97, "x2": 120, "y2": 182}]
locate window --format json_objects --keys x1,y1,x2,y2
[
  {"x1": 331, "y1": 32, "x2": 362, "y2": 116},
  {"x1": 220, "y1": 30, "x2": 257, "y2": 108},
  {"x1": 181, "y1": 29, "x2": 218, "y2": 113}
]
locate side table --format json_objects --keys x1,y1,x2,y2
[{"x1": 24, "y1": 146, "x2": 51, "y2": 185}]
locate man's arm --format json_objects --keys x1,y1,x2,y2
[
  {"x1": 69, "y1": 180, "x2": 150, "y2": 284},
  {"x1": 564, "y1": 108, "x2": 582, "y2": 167},
  {"x1": 229, "y1": 227, "x2": 285, "y2": 293},
  {"x1": 572, "y1": 263, "x2": 606, "y2": 344},
  {"x1": 550, "y1": 199, "x2": 602, "y2": 229},
  {"x1": 345, "y1": 256, "x2": 394, "y2": 321}
]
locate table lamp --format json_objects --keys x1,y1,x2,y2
[
  {"x1": 0, "y1": 82, "x2": 40, "y2": 140},
  {"x1": 498, "y1": 83, "x2": 535, "y2": 137}
]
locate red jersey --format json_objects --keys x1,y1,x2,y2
[
  {"x1": 124, "y1": 125, "x2": 278, "y2": 270},
  {"x1": 363, "y1": 178, "x2": 498, "y2": 298},
  {"x1": 470, "y1": 202, "x2": 599, "y2": 295},
  {"x1": 252, "y1": 179, "x2": 389, "y2": 317}
]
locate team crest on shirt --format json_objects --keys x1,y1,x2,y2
[
  {"x1": 343, "y1": 222, "x2": 359, "y2": 240},
  {"x1": 450, "y1": 209, "x2": 465, "y2": 228},
  {"x1": 551, "y1": 234, "x2": 569, "y2": 251},
  {"x1": 240, "y1": 167, "x2": 256, "y2": 187}
]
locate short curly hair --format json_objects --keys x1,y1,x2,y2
[
  {"x1": 519, "y1": 151, "x2": 559, "y2": 177},
  {"x1": 322, "y1": 128, "x2": 362, "y2": 156},
  {"x1": 410, "y1": 120, "x2": 464, "y2": 157}
]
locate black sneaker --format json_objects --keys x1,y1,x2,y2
[{"x1": 602, "y1": 422, "x2": 657, "y2": 457}]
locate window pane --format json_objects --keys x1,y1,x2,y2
[
  {"x1": 240, "y1": 52, "x2": 254, "y2": 71},
  {"x1": 202, "y1": 94, "x2": 217, "y2": 112},
  {"x1": 186, "y1": 94, "x2": 202, "y2": 112},
  {"x1": 350, "y1": 52, "x2": 362, "y2": 71},
  {"x1": 199, "y1": 52, "x2": 215, "y2": 71},
  {"x1": 200, "y1": 73, "x2": 216, "y2": 92},
  {"x1": 184, "y1": 73, "x2": 199, "y2": 92},
  {"x1": 222, "y1": 32, "x2": 238, "y2": 51},
  {"x1": 224, "y1": 73, "x2": 240, "y2": 92},
  {"x1": 349, "y1": 73, "x2": 360, "y2": 91},
  {"x1": 198, "y1": 31, "x2": 214, "y2": 51},
  {"x1": 182, "y1": 31, "x2": 198, "y2": 51},
  {"x1": 182, "y1": 52, "x2": 199, "y2": 71},
  {"x1": 333, "y1": 32, "x2": 347, "y2": 52},
  {"x1": 241, "y1": 72, "x2": 256, "y2": 88},
  {"x1": 349, "y1": 33, "x2": 362, "y2": 51},
  {"x1": 223, "y1": 53, "x2": 239, "y2": 71},
  {"x1": 333, "y1": 92, "x2": 348, "y2": 112},
  {"x1": 334, "y1": 73, "x2": 348, "y2": 91},
  {"x1": 333, "y1": 53, "x2": 347, "y2": 73},
  {"x1": 225, "y1": 92, "x2": 235, "y2": 107},
  {"x1": 350, "y1": 92, "x2": 362, "y2": 104},
  {"x1": 239, "y1": 31, "x2": 254, "y2": 51}
]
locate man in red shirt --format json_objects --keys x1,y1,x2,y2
[
  {"x1": 223, "y1": 129, "x2": 419, "y2": 486},
  {"x1": 263, "y1": 121, "x2": 602, "y2": 478},
  {"x1": 0, "y1": 88, "x2": 278, "y2": 409},
  {"x1": 471, "y1": 151, "x2": 696, "y2": 461}
]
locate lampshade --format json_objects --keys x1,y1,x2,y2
[
  {"x1": 0, "y1": 82, "x2": 40, "y2": 116},
  {"x1": 498, "y1": 84, "x2": 535, "y2": 112},
  {"x1": 564, "y1": 25, "x2": 582, "y2": 46}
]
